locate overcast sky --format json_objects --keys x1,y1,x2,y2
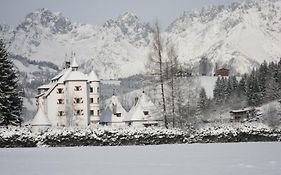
[{"x1": 0, "y1": 0, "x2": 239, "y2": 28}]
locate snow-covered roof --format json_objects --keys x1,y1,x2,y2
[
  {"x1": 38, "y1": 83, "x2": 52, "y2": 89},
  {"x1": 100, "y1": 96, "x2": 127, "y2": 123},
  {"x1": 51, "y1": 68, "x2": 68, "y2": 81},
  {"x1": 64, "y1": 71, "x2": 88, "y2": 81},
  {"x1": 88, "y1": 70, "x2": 100, "y2": 82},
  {"x1": 32, "y1": 107, "x2": 51, "y2": 126},
  {"x1": 125, "y1": 92, "x2": 162, "y2": 122},
  {"x1": 230, "y1": 107, "x2": 255, "y2": 113}
]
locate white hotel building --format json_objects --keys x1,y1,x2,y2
[{"x1": 32, "y1": 57, "x2": 100, "y2": 131}]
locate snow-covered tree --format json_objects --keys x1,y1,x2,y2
[
  {"x1": 246, "y1": 69, "x2": 261, "y2": 106},
  {"x1": 146, "y1": 21, "x2": 168, "y2": 128},
  {"x1": 0, "y1": 38, "x2": 23, "y2": 127}
]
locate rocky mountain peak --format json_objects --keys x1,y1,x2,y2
[
  {"x1": 17, "y1": 8, "x2": 73, "y2": 34},
  {"x1": 103, "y1": 12, "x2": 153, "y2": 46}
]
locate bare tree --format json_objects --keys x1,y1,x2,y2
[
  {"x1": 146, "y1": 21, "x2": 168, "y2": 128},
  {"x1": 166, "y1": 43, "x2": 179, "y2": 127}
]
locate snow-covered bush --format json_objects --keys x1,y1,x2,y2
[
  {"x1": 37, "y1": 126, "x2": 186, "y2": 147},
  {"x1": 0, "y1": 126, "x2": 36, "y2": 147},
  {"x1": 190, "y1": 122, "x2": 281, "y2": 143},
  {"x1": 1, "y1": 124, "x2": 281, "y2": 148}
]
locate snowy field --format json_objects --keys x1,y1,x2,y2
[{"x1": 0, "y1": 142, "x2": 280, "y2": 175}]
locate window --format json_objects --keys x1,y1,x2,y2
[
  {"x1": 57, "y1": 88, "x2": 64, "y2": 94},
  {"x1": 90, "y1": 110, "x2": 94, "y2": 116},
  {"x1": 90, "y1": 87, "x2": 93, "y2": 93},
  {"x1": 115, "y1": 113, "x2": 121, "y2": 117},
  {"x1": 97, "y1": 87, "x2": 100, "y2": 92},
  {"x1": 97, "y1": 97, "x2": 100, "y2": 104},
  {"x1": 143, "y1": 111, "x2": 149, "y2": 115},
  {"x1": 90, "y1": 98, "x2": 94, "y2": 103},
  {"x1": 74, "y1": 98, "x2": 83, "y2": 104},
  {"x1": 57, "y1": 99, "x2": 64, "y2": 104},
  {"x1": 58, "y1": 111, "x2": 64, "y2": 116},
  {"x1": 97, "y1": 110, "x2": 100, "y2": 116},
  {"x1": 74, "y1": 86, "x2": 82, "y2": 91},
  {"x1": 75, "y1": 109, "x2": 84, "y2": 116}
]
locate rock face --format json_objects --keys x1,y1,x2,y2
[
  {"x1": 3, "y1": 0, "x2": 281, "y2": 78},
  {"x1": 167, "y1": 0, "x2": 281, "y2": 74}
]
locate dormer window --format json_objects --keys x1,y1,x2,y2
[
  {"x1": 57, "y1": 88, "x2": 64, "y2": 94},
  {"x1": 143, "y1": 111, "x2": 149, "y2": 115},
  {"x1": 74, "y1": 86, "x2": 82, "y2": 91},
  {"x1": 115, "y1": 113, "x2": 121, "y2": 117}
]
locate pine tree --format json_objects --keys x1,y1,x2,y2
[
  {"x1": 198, "y1": 88, "x2": 208, "y2": 111},
  {"x1": 0, "y1": 38, "x2": 23, "y2": 126},
  {"x1": 238, "y1": 74, "x2": 247, "y2": 97},
  {"x1": 246, "y1": 70, "x2": 261, "y2": 106},
  {"x1": 213, "y1": 77, "x2": 222, "y2": 104}
]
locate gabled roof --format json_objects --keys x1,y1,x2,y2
[
  {"x1": 88, "y1": 70, "x2": 100, "y2": 82},
  {"x1": 32, "y1": 107, "x2": 51, "y2": 126},
  {"x1": 40, "y1": 57, "x2": 98, "y2": 98},
  {"x1": 125, "y1": 93, "x2": 161, "y2": 122},
  {"x1": 100, "y1": 96, "x2": 127, "y2": 123}
]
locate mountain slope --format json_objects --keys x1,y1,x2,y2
[
  {"x1": 7, "y1": 8, "x2": 152, "y2": 79},
  {"x1": 167, "y1": 0, "x2": 281, "y2": 74},
  {"x1": 3, "y1": 0, "x2": 281, "y2": 78}
]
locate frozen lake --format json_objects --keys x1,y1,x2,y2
[{"x1": 0, "y1": 142, "x2": 280, "y2": 175}]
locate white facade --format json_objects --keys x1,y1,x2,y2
[{"x1": 33, "y1": 57, "x2": 100, "y2": 128}]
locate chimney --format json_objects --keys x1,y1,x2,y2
[{"x1": 65, "y1": 61, "x2": 71, "y2": 69}]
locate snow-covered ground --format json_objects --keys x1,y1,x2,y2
[{"x1": 0, "y1": 142, "x2": 280, "y2": 175}]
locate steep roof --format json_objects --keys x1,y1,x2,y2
[
  {"x1": 125, "y1": 93, "x2": 161, "y2": 122},
  {"x1": 88, "y1": 70, "x2": 100, "y2": 82},
  {"x1": 64, "y1": 70, "x2": 88, "y2": 81},
  {"x1": 100, "y1": 96, "x2": 127, "y2": 123},
  {"x1": 31, "y1": 107, "x2": 51, "y2": 126}
]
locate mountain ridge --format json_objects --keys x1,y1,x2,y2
[{"x1": 2, "y1": 0, "x2": 281, "y2": 78}]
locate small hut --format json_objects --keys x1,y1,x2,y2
[
  {"x1": 230, "y1": 107, "x2": 255, "y2": 122},
  {"x1": 214, "y1": 68, "x2": 230, "y2": 77}
]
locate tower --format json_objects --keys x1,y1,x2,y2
[{"x1": 88, "y1": 70, "x2": 100, "y2": 124}]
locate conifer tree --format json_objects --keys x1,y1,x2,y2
[
  {"x1": 0, "y1": 38, "x2": 23, "y2": 126},
  {"x1": 246, "y1": 70, "x2": 261, "y2": 106},
  {"x1": 198, "y1": 88, "x2": 208, "y2": 111}
]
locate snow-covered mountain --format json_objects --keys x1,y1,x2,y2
[
  {"x1": 3, "y1": 0, "x2": 281, "y2": 78},
  {"x1": 167, "y1": 0, "x2": 281, "y2": 74},
  {"x1": 4, "y1": 8, "x2": 152, "y2": 79}
]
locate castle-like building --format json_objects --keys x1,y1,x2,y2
[
  {"x1": 32, "y1": 57, "x2": 100, "y2": 132},
  {"x1": 32, "y1": 56, "x2": 163, "y2": 132}
]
